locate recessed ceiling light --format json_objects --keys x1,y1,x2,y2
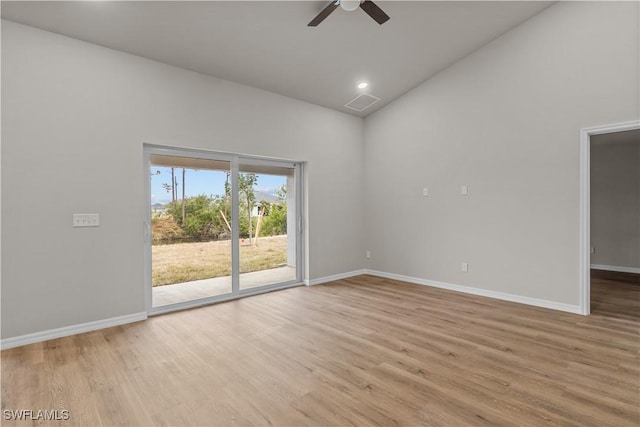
[{"x1": 358, "y1": 82, "x2": 368, "y2": 89}]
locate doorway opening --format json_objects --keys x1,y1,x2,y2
[
  {"x1": 579, "y1": 121, "x2": 640, "y2": 315},
  {"x1": 144, "y1": 145, "x2": 304, "y2": 314}
]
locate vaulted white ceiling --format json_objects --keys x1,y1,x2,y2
[{"x1": 1, "y1": 1, "x2": 553, "y2": 117}]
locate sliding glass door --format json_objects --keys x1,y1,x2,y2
[
  {"x1": 144, "y1": 145, "x2": 303, "y2": 312},
  {"x1": 149, "y1": 154, "x2": 233, "y2": 307},
  {"x1": 238, "y1": 161, "x2": 298, "y2": 291}
]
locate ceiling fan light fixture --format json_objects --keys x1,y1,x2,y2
[
  {"x1": 340, "y1": 0, "x2": 361, "y2": 12},
  {"x1": 308, "y1": 0, "x2": 389, "y2": 27}
]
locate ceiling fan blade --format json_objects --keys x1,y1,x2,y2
[
  {"x1": 308, "y1": 1, "x2": 339, "y2": 26},
  {"x1": 360, "y1": 0, "x2": 390, "y2": 25}
]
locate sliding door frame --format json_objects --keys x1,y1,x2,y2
[{"x1": 143, "y1": 143, "x2": 304, "y2": 315}]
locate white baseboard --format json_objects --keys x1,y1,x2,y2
[
  {"x1": 304, "y1": 269, "x2": 368, "y2": 286},
  {"x1": 590, "y1": 264, "x2": 640, "y2": 274},
  {"x1": 0, "y1": 312, "x2": 148, "y2": 350},
  {"x1": 365, "y1": 270, "x2": 583, "y2": 315},
  {"x1": 3, "y1": 264, "x2": 596, "y2": 349}
]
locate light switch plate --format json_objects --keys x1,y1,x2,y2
[
  {"x1": 461, "y1": 185, "x2": 468, "y2": 195},
  {"x1": 461, "y1": 262, "x2": 469, "y2": 272},
  {"x1": 73, "y1": 213, "x2": 99, "y2": 227},
  {"x1": 423, "y1": 187, "x2": 429, "y2": 197}
]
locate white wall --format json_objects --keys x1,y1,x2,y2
[
  {"x1": 591, "y1": 131, "x2": 640, "y2": 269},
  {"x1": 1, "y1": 20, "x2": 364, "y2": 339},
  {"x1": 3, "y1": 1, "x2": 639, "y2": 341},
  {"x1": 363, "y1": 1, "x2": 639, "y2": 306}
]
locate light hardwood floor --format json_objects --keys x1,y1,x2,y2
[{"x1": 2, "y1": 275, "x2": 638, "y2": 426}]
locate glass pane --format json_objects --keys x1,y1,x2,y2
[
  {"x1": 150, "y1": 156, "x2": 232, "y2": 306},
  {"x1": 238, "y1": 164, "x2": 297, "y2": 290}
]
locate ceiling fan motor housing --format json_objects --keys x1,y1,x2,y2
[{"x1": 340, "y1": 0, "x2": 361, "y2": 12}]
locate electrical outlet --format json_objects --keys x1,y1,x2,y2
[
  {"x1": 73, "y1": 213, "x2": 99, "y2": 227},
  {"x1": 461, "y1": 185, "x2": 468, "y2": 195},
  {"x1": 366, "y1": 250, "x2": 371, "y2": 259},
  {"x1": 461, "y1": 262, "x2": 469, "y2": 273},
  {"x1": 422, "y1": 187, "x2": 429, "y2": 197}
]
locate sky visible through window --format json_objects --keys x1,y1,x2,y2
[{"x1": 151, "y1": 167, "x2": 286, "y2": 204}]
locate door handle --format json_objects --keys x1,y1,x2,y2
[{"x1": 143, "y1": 220, "x2": 150, "y2": 243}]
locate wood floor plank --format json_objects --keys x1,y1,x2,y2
[
  {"x1": 591, "y1": 269, "x2": 640, "y2": 284},
  {"x1": 2, "y1": 275, "x2": 639, "y2": 426}
]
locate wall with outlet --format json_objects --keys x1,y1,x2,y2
[
  {"x1": 2, "y1": 1, "x2": 639, "y2": 342},
  {"x1": 590, "y1": 130, "x2": 640, "y2": 271},
  {"x1": 364, "y1": 1, "x2": 639, "y2": 305},
  {"x1": 1, "y1": 20, "x2": 364, "y2": 339}
]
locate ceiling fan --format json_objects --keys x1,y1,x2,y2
[{"x1": 308, "y1": 0, "x2": 390, "y2": 27}]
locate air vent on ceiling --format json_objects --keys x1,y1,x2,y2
[{"x1": 344, "y1": 93, "x2": 381, "y2": 112}]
